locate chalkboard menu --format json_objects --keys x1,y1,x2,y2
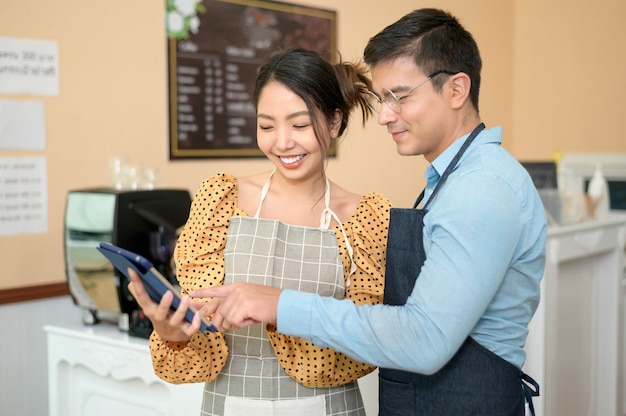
[{"x1": 167, "y1": 0, "x2": 337, "y2": 159}]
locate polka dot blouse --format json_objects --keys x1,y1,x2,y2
[{"x1": 149, "y1": 172, "x2": 390, "y2": 388}]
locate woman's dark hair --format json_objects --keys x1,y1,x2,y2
[
  {"x1": 253, "y1": 48, "x2": 374, "y2": 158},
  {"x1": 364, "y1": 8, "x2": 482, "y2": 112}
]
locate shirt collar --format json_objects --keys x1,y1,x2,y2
[{"x1": 428, "y1": 126, "x2": 503, "y2": 178}]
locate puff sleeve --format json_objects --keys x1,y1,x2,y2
[{"x1": 149, "y1": 173, "x2": 242, "y2": 384}]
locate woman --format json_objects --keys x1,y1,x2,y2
[{"x1": 128, "y1": 48, "x2": 390, "y2": 416}]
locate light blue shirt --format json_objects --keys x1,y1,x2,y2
[{"x1": 277, "y1": 126, "x2": 547, "y2": 374}]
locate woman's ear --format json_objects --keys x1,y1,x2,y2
[
  {"x1": 449, "y1": 73, "x2": 471, "y2": 110},
  {"x1": 330, "y1": 109, "x2": 343, "y2": 138}
]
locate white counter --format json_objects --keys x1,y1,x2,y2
[
  {"x1": 44, "y1": 321, "x2": 380, "y2": 416},
  {"x1": 44, "y1": 321, "x2": 204, "y2": 416},
  {"x1": 524, "y1": 215, "x2": 626, "y2": 416}
]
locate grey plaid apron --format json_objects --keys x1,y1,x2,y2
[{"x1": 200, "y1": 171, "x2": 364, "y2": 416}]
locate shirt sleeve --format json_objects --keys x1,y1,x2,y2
[
  {"x1": 267, "y1": 193, "x2": 391, "y2": 387},
  {"x1": 149, "y1": 173, "x2": 239, "y2": 384},
  {"x1": 278, "y1": 172, "x2": 526, "y2": 375}
]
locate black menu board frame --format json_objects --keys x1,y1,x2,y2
[{"x1": 167, "y1": 0, "x2": 337, "y2": 159}]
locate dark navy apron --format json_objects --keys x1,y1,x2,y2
[{"x1": 379, "y1": 123, "x2": 539, "y2": 416}]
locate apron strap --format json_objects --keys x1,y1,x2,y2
[
  {"x1": 321, "y1": 207, "x2": 357, "y2": 282},
  {"x1": 320, "y1": 176, "x2": 357, "y2": 282},
  {"x1": 254, "y1": 170, "x2": 274, "y2": 218},
  {"x1": 521, "y1": 372, "x2": 540, "y2": 416},
  {"x1": 319, "y1": 176, "x2": 333, "y2": 229},
  {"x1": 413, "y1": 122, "x2": 485, "y2": 209}
]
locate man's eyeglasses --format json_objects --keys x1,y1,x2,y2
[{"x1": 367, "y1": 70, "x2": 460, "y2": 114}]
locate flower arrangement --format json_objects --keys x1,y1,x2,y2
[{"x1": 166, "y1": 0, "x2": 206, "y2": 39}]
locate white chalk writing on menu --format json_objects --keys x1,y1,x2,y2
[{"x1": 168, "y1": 0, "x2": 335, "y2": 158}]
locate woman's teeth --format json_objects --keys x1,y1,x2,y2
[{"x1": 280, "y1": 155, "x2": 304, "y2": 164}]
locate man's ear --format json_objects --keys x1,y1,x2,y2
[{"x1": 449, "y1": 73, "x2": 471, "y2": 109}]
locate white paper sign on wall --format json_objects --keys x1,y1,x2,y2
[{"x1": 0, "y1": 36, "x2": 59, "y2": 96}]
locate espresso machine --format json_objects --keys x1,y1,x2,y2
[{"x1": 64, "y1": 188, "x2": 192, "y2": 338}]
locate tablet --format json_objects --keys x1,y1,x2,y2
[{"x1": 97, "y1": 241, "x2": 217, "y2": 335}]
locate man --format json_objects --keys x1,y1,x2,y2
[{"x1": 141, "y1": 8, "x2": 547, "y2": 415}]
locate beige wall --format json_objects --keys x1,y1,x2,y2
[
  {"x1": 511, "y1": 0, "x2": 626, "y2": 158},
  {"x1": 0, "y1": 0, "x2": 624, "y2": 290}
]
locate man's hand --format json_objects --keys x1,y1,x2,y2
[{"x1": 191, "y1": 283, "x2": 282, "y2": 332}]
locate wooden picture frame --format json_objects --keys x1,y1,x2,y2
[{"x1": 167, "y1": 0, "x2": 337, "y2": 159}]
